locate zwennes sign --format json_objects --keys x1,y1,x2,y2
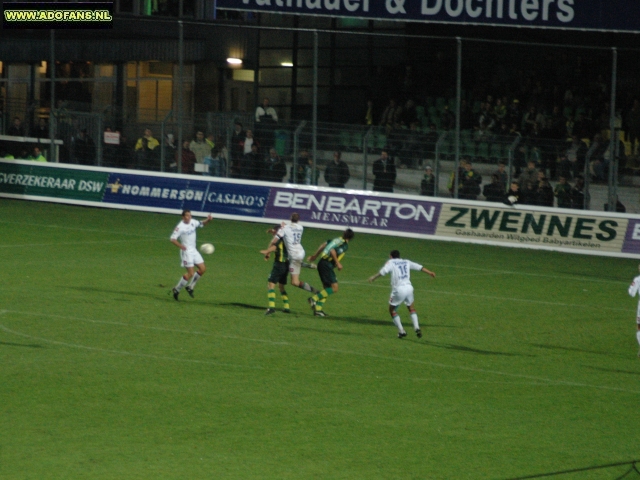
[
  {"x1": 436, "y1": 204, "x2": 626, "y2": 254},
  {"x1": 216, "y1": 0, "x2": 640, "y2": 33}
]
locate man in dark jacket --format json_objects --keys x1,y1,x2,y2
[
  {"x1": 372, "y1": 150, "x2": 397, "y2": 192},
  {"x1": 262, "y1": 148, "x2": 287, "y2": 182},
  {"x1": 324, "y1": 151, "x2": 350, "y2": 188}
]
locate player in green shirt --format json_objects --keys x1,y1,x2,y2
[
  {"x1": 262, "y1": 225, "x2": 291, "y2": 315},
  {"x1": 306, "y1": 228, "x2": 355, "y2": 317}
]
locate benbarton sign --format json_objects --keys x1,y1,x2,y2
[
  {"x1": 216, "y1": 0, "x2": 640, "y2": 33},
  {"x1": 265, "y1": 188, "x2": 441, "y2": 234},
  {"x1": 436, "y1": 204, "x2": 626, "y2": 254}
]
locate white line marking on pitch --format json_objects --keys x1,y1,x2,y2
[{"x1": 2, "y1": 310, "x2": 638, "y2": 394}]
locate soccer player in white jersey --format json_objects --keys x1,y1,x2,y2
[
  {"x1": 627, "y1": 263, "x2": 640, "y2": 357},
  {"x1": 170, "y1": 210, "x2": 213, "y2": 301},
  {"x1": 368, "y1": 250, "x2": 435, "y2": 339},
  {"x1": 260, "y1": 212, "x2": 318, "y2": 300}
]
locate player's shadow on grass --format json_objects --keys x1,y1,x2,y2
[
  {"x1": 583, "y1": 365, "x2": 640, "y2": 376},
  {"x1": 423, "y1": 340, "x2": 532, "y2": 357},
  {"x1": 221, "y1": 302, "x2": 269, "y2": 311},
  {"x1": 528, "y1": 343, "x2": 623, "y2": 358},
  {"x1": 0, "y1": 341, "x2": 44, "y2": 348}
]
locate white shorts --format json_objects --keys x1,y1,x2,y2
[
  {"x1": 389, "y1": 284, "x2": 414, "y2": 307},
  {"x1": 288, "y1": 247, "x2": 304, "y2": 276},
  {"x1": 181, "y1": 249, "x2": 204, "y2": 268}
]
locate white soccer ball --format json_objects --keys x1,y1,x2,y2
[{"x1": 200, "y1": 243, "x2": 215, "y2": 254}]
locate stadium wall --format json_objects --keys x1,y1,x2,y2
[{"x1": 2, "y1": 159, "x2": 640, "y2": 259}]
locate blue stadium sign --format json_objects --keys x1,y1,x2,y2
[{"x1": 215, "y1": 0, "x2": 640, "y2": 33}]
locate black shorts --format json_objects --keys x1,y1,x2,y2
[
  {"x1": 268, "y1": 261, "x2": 289, "y2": 285},
  {"x1": 317, "y1": 259, "x2": 337, "y2": 288}
]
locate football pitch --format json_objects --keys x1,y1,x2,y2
[{"x1": 1, "y1": 198, "x2": 639, "y2": 479}]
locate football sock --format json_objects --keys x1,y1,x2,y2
[
  {"x1": 312, "y1": 287, "x2": 333, "y2": 302},
  {"x1": 298, "y1": 282, "x2": 316, "y2": 293},
  {"x1": 188, "y1": 273, "x2": 201, "y2": 289},
  {"x1": 410, "y1": 310, "x2": 420, "y2": 331},
  {"x1": 312, "y1": 288, "x2": 333, "y2": 311},
  {"x1": 267, "y1": 289, "x2": 276, "y2": 309},
  {"x1": 392, "y1": 313, "x2": 405, "y2": 333},
  {"x1": 281, "y1": 290, "x2": 290, "y2": 310},
  {"x1": 636, "y1": 330, "x2": 640, "y2": 346},
  {"x1": 175, "y1": 276, "x2": 189, "y2": 292}
]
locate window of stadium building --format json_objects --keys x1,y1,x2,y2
[
  {"x1": 140, "y1": 0, "x2": 195, "y2": 16},
  {"x1": 126, "y1": 61, "x2": 194, "y2": 123}
]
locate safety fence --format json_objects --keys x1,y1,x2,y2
[{"x1": 0, "y1": 107, "x2": 636, "y2": 213}]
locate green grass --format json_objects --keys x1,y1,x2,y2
[{"x1": 1, "y1": 199, "x2": 639, "y2": 479}]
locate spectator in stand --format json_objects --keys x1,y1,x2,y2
[
  {"x1": 448, "y1": 160, "x2": 466, "y2": 197},
  {"x1": 400, "y1": 99, "x2": 418, "y2": 128},
  {"x1": 163, "y1": 133, "x2": 178, "y2": 172},
  {"x1": 592, "y1": 137, "x2": 625, "y2": 183},
  {"x1": 494, "y1": 161, "x2": 508, "y2": 190},
  {"x1": 324, "y1": 151, "x2": 350, "y2": 188},
  {"x1": 134, "y1": 128, "x2": 159, "y2": 169},
  {"x1": 625, "y1": 99, "x2": 640, "y2": 157},
  {"x1": 230, "y1": 121, "x2": 246, "y2": 178},
  {"x1": 73, "y1": 128, "x2": 96, "y2": 165},
  {"x1": 476, "y1": 102, "x2": 496, "y2": 133},
  {"x1": 203, "y1": 147, "x2": 227, "y2": 178},
  {"x1": 518, "y1": 160, "x2": 539, "y2": 188},
  {"x1": 519, "y1": 181, "x2": 537, "y2": 205},
  {"x1": 441, "y1": 105, "x2": 456, "y2": 131},
  {"x1": 571, "y1": 176, "x2": 585, "y2": 209},
  {"x1": 241, "y1": 129, "x2": 259, "y2": 156},
  {"x1": 493, "y1": 98, "x2": 507, "y2": 123},
  {"x1": 482, "y1": 174, "x2": 504, "y2": 202},
  {"x1": 372, "y1": 149, "x2": 397, "y2": 193},
  {"x1": 379, "y1": 99, "x2": 402, "y2": 135},
  {"x1": 255, "y1": 97, "x2": 278, "y2": 145},
  {"x1": 290, "y1": 149, "x2": 317, "y2": 185},
  {"x1": 0, "y1": 149, "x2": 14, "y2": 159},
  {"x1": 503, "y1": 181, "x2": 520, "y2": 206},
  {"x1": 205, "y1": 132, "x2": 215, "y2": 151},
  {"x1": 420, "y1": 165, "x2": 436, "y2": 196},
  {"x1": 243, "y1": 143, "x2": 263, "y2": 180},
  {"x1": 189, "y1": 131, "x2": 210, "y2": 165},
  {"x1": 572, "y1": 112, "x2": 592, "y2": 140},
  {"x1": 135, "y1": 128, "x2": 159, "y2": 151},
  {"x1": 507, "y1": 99, "x2": 523, "y2": 128},
  {"x1": 27, "y1": 146, "x2": 47, "y2": 162},
  {"x1": 424, "y1": 123, "x2": 439, "y2": 163},
  {"x1": 364, "y1": 99, "x2": 375, "y2": 126},
  {"x1": 554, "y1": 175, "x2": 572, "y2": 208},
  {"x1": 586, "y1": 133, "x2": 607, "y2": 178},
  {"x1": 262, "y1": 147, "x2": 287, "y2": 183},
  {"x1": 180, "y1": 139, "x2": 196, "y2": 174},
  {"x1": 522, "y1": 106, "x2": 544, "y2": 137},
  {"x1": 460, "y1": 160, "x2": 482, "y2": 200},
  {"x1": 536, "y1": 177, "x2": 554, "y2": 207},
  {"x1": 30, "y1": 118, "x2": 49, "y2": 139},
  {"x1": 7, "y1": 116, "x2": 25, "y2": 136},
  {"x1": 564, "y1": 134, "x2": 588, "y2": 179}
]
